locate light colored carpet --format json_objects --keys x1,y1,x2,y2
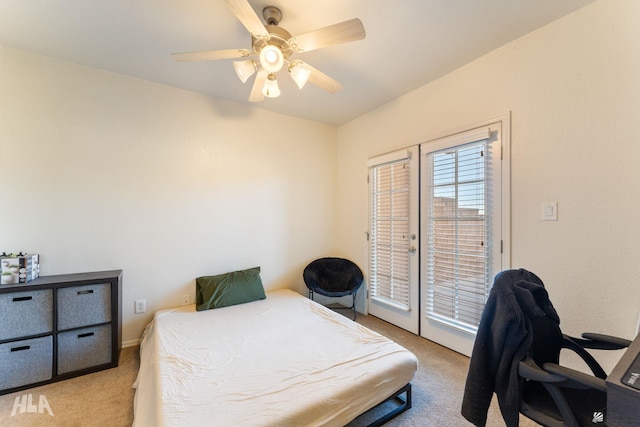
[
  {"x1": 0, "y1": 315, "x2": 538, "y2": 426},
  {"x1": 0, "y1": 345, "x2": 138, "y2": 426},
  {"x1": 348, "y1": 315, "x2": 538, "y2": 427}
]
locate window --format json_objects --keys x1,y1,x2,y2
[{"x1": 426, "y1": 140, "x2": 490, "y2": 332}]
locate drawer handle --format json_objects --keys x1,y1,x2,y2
[
  {"x1": 11, "y1": 345, "x2": 31, "y2": 352},
  {"x1": 12, "y1": 296, "x2": 33, "y2": 302},
  {"x1": 78, "y1": 332, "x2": 95, "y2": 339},
  {"x1": 77, "y1": 290, "x2": 94, "y2": 295}
]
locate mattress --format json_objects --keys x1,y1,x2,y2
[{"x1": 133, "y1": 289, "x2": 418, "y2": 427}]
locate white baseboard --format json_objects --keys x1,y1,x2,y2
[{"x1": 122, "y1": 338, "x2": 140, "y2": 348}]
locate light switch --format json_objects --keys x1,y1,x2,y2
[{"x1": 542, "y1": 202, "x2": 558, "y2": 221}]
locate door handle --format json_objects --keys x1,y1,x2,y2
[{"x1": 408, "y1": 246, "x2": 417, "y2": 254}]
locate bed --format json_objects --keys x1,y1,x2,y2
[{"x1": 133, "y1": 288, "x2": 418, "y2": 426}]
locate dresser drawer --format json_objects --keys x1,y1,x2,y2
[
  {"x1": 57, "y1": 283, "x2": 111, "y2": 330},
  {"x1": 57, "y1": 324, "x2": 112, "y2": 375},
  {"x1": 0, "y1": 336, "x2": 52, "y2": 390},
  {"x1": 0, "y1": 290, "x2": 53, "y2": 341}
]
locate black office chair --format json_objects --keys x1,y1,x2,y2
[
  {"x1": 518, "y1": 318, "x2": 631, "y2": 427},
  {"x1": 303, "y1": 257, "x2": 363, "y2": 320},
  {"x1": 462, "y1": 269, "x2": 631, "y2": 427}
]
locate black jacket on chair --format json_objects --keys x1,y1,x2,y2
[{"x1": 461, "y1": 269, "x2": 560, "y2": 426}]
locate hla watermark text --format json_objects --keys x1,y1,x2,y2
[{"x1": 11, "y1": 394, "x2": 54, "y2": 417}]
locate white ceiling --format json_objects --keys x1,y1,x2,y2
[{"x1": 0, "y1": 0, "x2": 597, "y2": 126}]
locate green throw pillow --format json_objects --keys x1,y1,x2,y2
[{"x1": 196, "y1": 266, "x2": 266, "y2": 311}]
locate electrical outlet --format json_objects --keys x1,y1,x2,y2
[
  {"x1": 182, "y1": 294, "x2": 190, "y2": 305},
  {"x1": 134, "y1": 299, "x2": 146, "y2": 314}
]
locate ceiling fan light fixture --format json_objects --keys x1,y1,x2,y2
[
  {"x1": 259, "y1": 45, "x2": 284, "y2": 73},
  {"x1": 288, "y1": 62, "x2": 312, "y2": 89},
  {"x1": 233, "y1": 59, "x2": 257, "y2": 83},
  {"x1": 262, "y1": 73, "x2": 281, "y2": 98},
  {"x1": 172, "y1": 0, "x2": 366, "y2": 100}
]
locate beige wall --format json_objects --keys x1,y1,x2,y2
[
  {"x1": 336, "y1": 0, "x2": 640, "y2": 371},
  {"x1": 0, "y1": 45, "x2": 338, "y2": 343}
]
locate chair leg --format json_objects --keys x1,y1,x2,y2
[
  {"x1": 308, "y1": 290, "x2": 358, "y2": 320},
  {"x1": 352, "y1": 292, "x2": 357, "y2": 320}
]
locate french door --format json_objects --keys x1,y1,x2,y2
[
  {"x1": 367, "y1": 115, "x2": 510, "y2": 355},
  {"x1": 367, "y1": 146, "x2": 420, "y2": 334},
  {"x1": 420, "y1": 120, "x2": 508, "y2": 356}
]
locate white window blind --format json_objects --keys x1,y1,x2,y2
[
  {"x1": 426, "y1": 140, "x2": 491, "y2": 332},
  {"x1": 369, "y1": 156, "x2": 411, "y2": 311}
]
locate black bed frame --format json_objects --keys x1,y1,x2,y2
[{"x1": 356, "y1": 383, "x2": 412, "y2": 427}]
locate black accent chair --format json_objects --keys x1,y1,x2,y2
[
  {"x1": 462, "y1": 269, "x2": 631, "y2": 427},
  {"x1": 303, "y1": 257, "x2": 364, "y2": 320}
]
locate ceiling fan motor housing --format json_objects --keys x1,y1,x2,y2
[{"x1": 252, "y1": 24, "x2": 293, "y2": 59}]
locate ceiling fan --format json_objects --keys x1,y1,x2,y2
[{"x1": 171, "y1": 0, "x2": 366, "y2": 102}]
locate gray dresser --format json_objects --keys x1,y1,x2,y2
[{"x1": 0, "y1": 270, "x2": 122, "y2": 394}]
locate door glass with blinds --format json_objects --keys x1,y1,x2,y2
[
  {"x1": 420, "y1": 121, "x2": 507, "y2": 356},
  {"x1": 368, "y1": 146, "x2": 419, "y2": 334},
  {"x1": 429, "y1": 142, "x2": 488, "y2": 331}
]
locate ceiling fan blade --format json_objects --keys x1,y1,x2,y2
[
  {"x1": 249, "y1": 70, "x2": 268, "y2": 102},
  {"x1": 171, "y1": 49, "x2": 251, "y2": 62},
  {"x1": 300, "y1": 62, "x2": 343, "y2": 94},
  {"x1": 225, "y1": 0, "x2": 269, "y2": 39},
  {"x1": 289, "y1": 18, "x2": 365, "y2": 52}
]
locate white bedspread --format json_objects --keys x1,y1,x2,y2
[{"x1": 133, "y1": 289, "x2": 418, "y2": 427}]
